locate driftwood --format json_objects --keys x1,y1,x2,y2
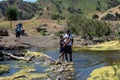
[
  {"x1": 42, "y1": 53, "x2": 55, "y2": 61},
  {"x1": 2, "y1": 52, "x2": 34, "y2": 61}
]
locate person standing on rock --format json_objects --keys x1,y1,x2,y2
[
  {"x1": 15, "y1": 23, "x2": 23, "y2": 43},
  {"x1": 57, "y1": 35, "x2": 65, "y2": 62},
  {"x1": 63, "y1": 30, "x2": 73, "y2": 62}
]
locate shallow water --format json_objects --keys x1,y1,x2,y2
[
  {"x1": 0, "y1": 60, "x2": 47, "y2": 77},
  {"x1": 1, "y1": 49, "x2": 120, "y2": 80},
  {"x1": 44, "y1": 50, "x2": 120, "y2": 80}
]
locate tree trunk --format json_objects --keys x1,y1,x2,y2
[{"x1": 2, "y1": 52, "x2": 34, "y2": 61}]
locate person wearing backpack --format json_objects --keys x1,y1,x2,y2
[
  {"x1": 15, "y1": 23, "x2": 23, "y2": 43},
  {"x1": 63, "y1": 30, "x2": 73, "y2": 62}
]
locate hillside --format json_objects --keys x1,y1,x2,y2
[
  {"x1": 98, "y1": 5, "x2": 120, "y2": 20},
  {"x1": 35, "y1": 0, "x2": 120, "y2": 19},
  {"x1": 0, "y1": 0, "x2": 37, "y2": 20},
  {"x1": 0, "y1": 0, "x2": 120, "y2": 20}
]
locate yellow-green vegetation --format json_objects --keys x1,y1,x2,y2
[
  {"x1": 0, "y1": 51, "x2": 75, "y2": 80},
  {"x1": 0, "y1": 65, "x2": 9, "y2": 74},
  {"x1": 0, "y1": 66, "x2": 48, "y2": 80},
  {"x1": 25, "y1": 50, "x2": 44, "y2": 57},
  {"x1": 87, "y1": 64, "x2": 120, "y2": 80},
  {"x1": 73, "y1": 40, "x2": 120, "y2": 51},
  {"x1": 0, "y1": 51, "x2": 50, "y2": 80}
]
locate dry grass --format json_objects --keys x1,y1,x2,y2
[{"x1": 0, "y1": 19, "x2": 64, "y2": 35}]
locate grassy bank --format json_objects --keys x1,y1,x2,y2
[
  {"x1": 87, "y1": 64, "x2": 120, "y2": 80},
  {"x1": 73, "y1": 40, "x2": 120, "y2": 52}
]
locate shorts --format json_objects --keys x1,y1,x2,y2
[
  {"x1": 60, "y1": 47, "x2": 65, "y2": 53},
  {"x1": 16, "y1": 32, "x2": 21, "y2": 37},
  {"x1": 64, "y1": 45, "x2": 72, "y2": 54}
]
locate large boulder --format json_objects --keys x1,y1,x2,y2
[{"x1": 0, "y1": 28, "x2": 9, "y2": 36}]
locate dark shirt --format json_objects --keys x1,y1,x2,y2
[
  {"x1": 60, "y1": 39, "x2": 64, "y2": 52},
  {"x1": 60, "y1": 39, "x2": 64, "y2": 49}
]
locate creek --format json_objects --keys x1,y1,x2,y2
[{"x1": 1, "y1": 49, "x2": 120, "y2": 80}]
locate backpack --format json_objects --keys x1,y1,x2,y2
[{"x1": 16, "y1": 25, "x2": 22, "y2": 33}]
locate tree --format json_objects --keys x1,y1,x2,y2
[
  {"x1": 67, "y1": 15, "x2": 111, "y2": 38},
  {"x1": 5, "y1": 7, "x2": 18, "y2": 30}
]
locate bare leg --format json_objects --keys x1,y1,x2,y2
[
  {"x1": 61, "y1": 52, "x2": 64, "y2": 61},
  {"x1": 58, "y1": 52, "x2": 64, "y2": 60}
]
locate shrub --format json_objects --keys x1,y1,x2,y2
[
  {"x1": 67, "y1": 15, "x2": 111, "y2": 38},
  {"x1": 67, "y1": 6, "x2": 75, "y2": 13},
  {"x1": 39, "y1": 29, "x2": 46, "y2": 36},
  {"x1": 92, "y1": 14, "x2": 99, "y2": 19},
  {"x1": 101, "y1": 13, "x2": 117, "y2": 21},
  {"x1": 55, "y1": 31, "x2": 64, "y2": 36},
  {"x1": 51, "y1": 14, "x2": 65, "y2": 20}
]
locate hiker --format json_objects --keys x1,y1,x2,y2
[
  {"x1": 15, "y1": 23, "x2": 23, "y2": 43},
  {"x1": 57, "y1": 35, "x2": 65, "y2": 62},
  {"x1": 63, "y1": 30, "x2": 73, "y2": 62}
]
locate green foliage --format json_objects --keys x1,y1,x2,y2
[
  {"x1": 0, "y1": 0, "x2": 37, "y2": 20},
  {"x1": 5, "y1": 7, "x2": 18, "y2": 20},
  {"x1": 107, "y1": 0, "x2": 120, "y2": 8},
  {"x1": 1, "y1": 0, "x2": 120, "y2": 20},
  {"x1": 39, "y1": 29, "x2": 46, "y2": 36},
  {"x1": 31, "y1": 0, "x2": 120, "y2": 19},
  {"x1": 55, "y1": 31, "x2": 64, "y2": 36},
  {"x1": 51, "y1": 14, "x2": 65, "y2": 20},
  {"x1": 67, "y1": 14, "x2": 111, "y2": 37},
  {"x1": 96, "y1": 0, "x2": 107, "y2": 12},
  {"x1": 67, "y1": 7, "x2": 83, "y2": 14}
]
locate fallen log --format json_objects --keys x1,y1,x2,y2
[{"x1": 2, "y1": 52, "x2": 34, "y2": 61}]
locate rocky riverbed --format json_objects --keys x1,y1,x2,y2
[{"x1": 0, "y1": 51, "x2": 74, "y2": 80}]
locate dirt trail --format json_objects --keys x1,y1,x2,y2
[{"x1": 98, "y1": 5, "x2": 120, "y2": 20}]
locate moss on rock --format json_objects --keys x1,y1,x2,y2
[
  {"x1": 87, "y1": 65, "x2": 120, "y2": 80},
  {"x1": 0, "y1": 66, "x2": 48, "y2": 80},
  {"x1": 0, "y1": 65, "x2": 10, "y2": 74}
]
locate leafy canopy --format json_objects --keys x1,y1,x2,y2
[{"x1": 5, "y1": 7, "x2": 18, "y2": 20}]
